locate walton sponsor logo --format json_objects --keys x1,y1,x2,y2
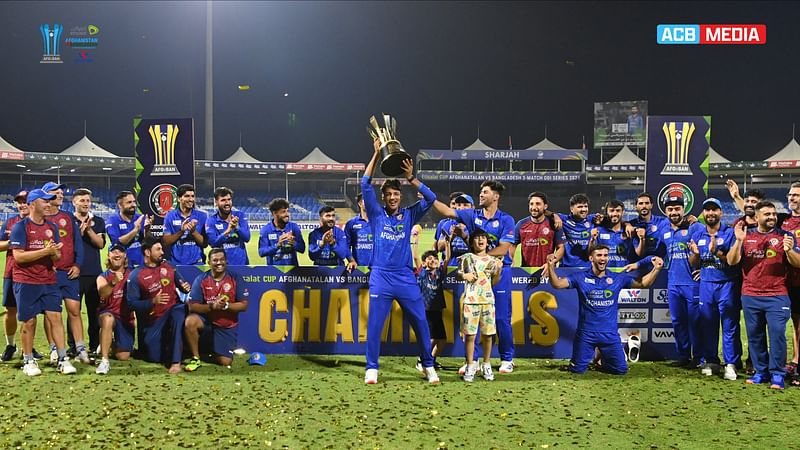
[{"x1": 618, "y1": 289, "x2": 650, "y2": 304}]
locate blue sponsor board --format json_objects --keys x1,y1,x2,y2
[{"x1": 177, "y1": 266, "x2": 677, "y2": 361}]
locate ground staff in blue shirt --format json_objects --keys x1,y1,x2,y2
[
  {"x1": 344, "y1": 194, "x2": 373, "y2": 266},
  {"x1": 205, "y1": 187, "x2": 250, "y2": 265},
  {"x1": 432, "y1": 180, "x2": 517, "y2": 374},
  {"x1": 361, "y1": 146, "x2": 439, "y2": 385},
  {"x1": 547, "y1": 245, "x2": 663, "y2": 374},
  {"x1": 661, "y1": 195, "x2": 702, "y2": 367},
  {"x1": 689, "y1": 198, "x2": 743, "y2": 376}
]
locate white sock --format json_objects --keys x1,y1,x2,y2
[{"x1": 5, "y1": 335, "x2": 13, "y2": 346}]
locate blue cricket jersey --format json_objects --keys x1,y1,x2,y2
[
  {"x1": 258, "y1": 220, "x2": 306, "y2": 266},
  {"x1": 344, "y1": 216, "x2": 373, "y2": 266},
  {"x1": 205, "y1": 209, "x2": 251, "y2": 265},
  {"x1": 361, "y1": 176, "x2": 435, "y2": 272},
  {"x1": 630, "y1": 215, "x2": 671, "y2": 258},
  {"x1": 163, "y1": 208, "x2": 208, "y2": 265},
  {"x1": 566, "y1": 269, "x2": 636, "y2": 333},
  {"x1": 690, "y1": 223, "x2": 739, "y2": 282},
  {"x1": 594, "y1": 225, "x2": 634, "y2": 268},
  {"x1": 455, "y1": 208, "x2": 515, "y2": 266},
  {"x1": 308, "y1": 225, "x2": 351, "y2": 266},
  {"x1": 105, "y1": 212, "x2": 146, "y2": 268},
  {"x1": 559, "y1": 213, "x2": 596, "y2": 268},
  {"x1": 663, "y1": 222, "x2": 699, "y2": 285},
  {"x1": 434, "y1": 218, "x2": 469, "y2": 266}
]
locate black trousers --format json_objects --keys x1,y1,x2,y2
[{"x1": 67, "y1": 275, "x2": 101, "y2": 352}]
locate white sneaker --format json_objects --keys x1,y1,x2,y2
[
  {"x1": 414, "y1": 359, "x2": 424, "y2": 375},
  {"x1": 701, "y1": 363, "x2": 718, "y2": 376},
  {"x1": 76, "y1": 350, "x2": 91, "y2": 364},
  {"x1": 95, "y1": 359, "x2": 110, "y2": 375},
  {"x1": 481, "y1": 362, "x2": 495, "y2": 381},
  {"x1": 458, "y1": 360, "x2": 479, "y2": 375},
  {"x1": 463, "y1": 363, "x2": 477, "y2": 382},
  {"x1": 364, "y1": 369, "x2": 378, "y2": 384},
  {"x1": 499, "y1": 360, "x2": 515, "y2": 374},
  {"x1": 23, "y1": 360, "x2": 42, "y2": 377},
  {"x1": 58, "y1": 357, "x2": 77, "y2": 375},
  {"x1": 723, "y1": 364, "x2": 737, "y2": 381},
  {"x1": 424, "y1": 366, "x2": 440, "y2": 384},
  {"x1": 49, "y1": 349, "x2": 58, "y2": 364}
]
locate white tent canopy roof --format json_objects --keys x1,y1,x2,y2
[
  {"x1": 297, "y1": 147, "x2": 341, "y2": 164},
  {"x1": 604, "y1": 145, "x2": 645, "y2": 165},
  {"x1": 224, "y1": 146, "x2": 263, "y2": 163},
  {"x1": 709, "y1": 146, "x2": 730, "y2": 163},
  {"x1": 0, "y1": 136, "x2": 24, "y2": 153},
  {"x1": 60, "y1": 136, "x2": 118, "y2": 158},
  {"x1": 527, "y1": 138, "x2": 566, "y2": 150},
  {"x1": 464, "y1": 138, "x2": 495, "y2": 150},
  {"x1": 766, "y1": 138, "x2": 800, "y2": 161}
]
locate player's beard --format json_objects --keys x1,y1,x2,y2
[{"x1": 668, "y1": 214, "x2": 683, "y2": 225}]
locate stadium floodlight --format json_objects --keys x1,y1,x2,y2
[
  {"x1": 102, "y1": 167, "x2": 112, "y2": 171},
  {"x1": 15, "y1": 164, "x2": 25, "y2": 168},
  {"x1": 69, "y1": 168, "x2": 76, "y2": 173},
  {"x1": 287, "y1": 172, "x2": 297, "y2": 175}
]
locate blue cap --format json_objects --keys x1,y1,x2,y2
[
  {"x1": 26, "y1": 189, "x2": 56, "y2": 204},
  {"x1": 41, "y1": 181, "x2": 66, "y2": 193},
  {"x1": 702, "y1": 198, "x2": 722, "y2": 210},
  {"x1": 109, "y1": 243, "x2": 127, "y2": 253},
  {"x1": 248, "y1": 352, "x2": 267, "y2": 366},
  {"x1": 455, "y1": 194, "x2": 474, "y2": 205}
]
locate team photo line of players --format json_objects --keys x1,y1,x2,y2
[{"x1": 2, "y1": 157, "x2": 799, "y2": 387}]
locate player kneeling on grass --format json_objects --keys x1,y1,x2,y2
[
  {"x1": 94, "y1": 243, "x2": 134, "y2": 375},
  {"x1": 127, "y1": 236, "x2": 192, "y2": 374},
  {"x1": 184, "y1": 248, "x2": 249, "y2": 371},
  {"x1": 546, "y1": 245, "x2": 662, "y2": 374},
  {"x1": 457, "y1": 229, "x2": 502, "y2": 382}
]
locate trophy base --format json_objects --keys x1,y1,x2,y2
[
  {"x1": 150, "y1": 164, "x2": 181, "y2": 176},
  {"x1": 380, "y1": 153, "x2": 413, "y2": 178}
]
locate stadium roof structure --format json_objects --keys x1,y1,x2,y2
[
  {"x1": 709, "y1": 146, "x2": 730, "y2": 164},
  {"x1": 527, "y1": 137, "x2": 566, "y2": 150},
  {"x1": 60, "y1": 135, "x2": 119, "y2": 158},
  {"x1": 0, "y1": 135, "x2": 25, "y2": 154},
  {"x1": 285, "y1": 147, "x2": 365, "y2": 172},
  {"x1": 765, "y1": 138, "x2": 800, "y2": 162},
  {"x1": 224, "y1": 146, "x2": 263, "y2": 163},
  {"x1": 604, "y1": 145, "x2": 645, "y2": 166},
  {"x1": 464, "y1": 138, "x2": 495, "y2": 150}
]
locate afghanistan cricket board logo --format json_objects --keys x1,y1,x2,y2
[
  {"x1": 658, "y1": 183, "x2": 694, "y2": 215},
  {"x1": 148, "y1": 123, "x2": 181, "y2": 176},
  {"x1": 660, "y1": 121, "x2": 696, "y2": 176},
  {"x1": 149, "y1": 184, "x2": 178, "y2": 218}
]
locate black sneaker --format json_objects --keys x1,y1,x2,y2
[
  {"x1": 1, "y1": 344, "x2": 16, "y2": 361},
  {"x1": 31, "y1": 348, "x2": 44, "y2": 361}
]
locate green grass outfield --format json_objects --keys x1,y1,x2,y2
[{"x1": 0, "y1": 229, "x2": 798, "y2": 448}]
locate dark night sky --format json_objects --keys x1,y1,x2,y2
[{"x1": 1, "y1": 1, "x2": 798, "y2": 164}]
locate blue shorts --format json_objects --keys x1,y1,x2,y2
[
  {"x1": 56, "y1": 270, "x2": 80, "y2": 301},
  {"x1": 3, "y1": 278, "x2": 16, "y2": 308},
  {"x1": 97, "y1": 311, "x2": 135, "y2": 352},
  {"x1": 197, "y1": 315, "x2": 239, "y2": 357},
  {"x1": 14, "y1": 282, "x2": 61, "y2": 322}
]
